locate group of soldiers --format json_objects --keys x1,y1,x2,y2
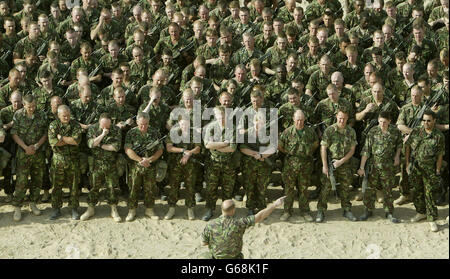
[{"x1": 0, "y1": 0, "x2": 448, "y2": 233}]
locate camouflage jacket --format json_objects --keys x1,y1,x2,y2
[
  {"x1": 10, "y1": 108, "x2": 48, "y2": 152},
  {"x1": 396, "y1": 102, "x2": 424, "y2": 132},
  {"x1": 313, "y1": 97, "x2": 354, "y2": 128},
  {"x1": 124, "y1": 126, "x2": 163, "y2": 159},
  {"x1": 87, "y1": 123, "x2": 122, "y2": 162},
  {"x1": 70, "y1": 99, "x2": 98, "y2": 125},
  {"x1": 279, "y1": 125, "x2": 319, "y2": 160},
  {"x1": 204, "y1": 120, "x2": 237, "y2": 162},
  {"x1": 358, "y1": 96, "x2": 400, "y2": 127},
  {"x1": 48, "y1": 119, "x2": 83, "y2": 158},
  {"x1": 361, "y1": 124, "x2": 402, "y2": 167},
  {"x1": 202, "y1": 215, "x2": 255, "y2": 259},
  {"x1": 321, "y1": 123, "x2": 357, "y2": 160},
  {"x1": 32, "y1": 86, "x2": 65, "y2": 112},
  {"x1": 406, "y1": 126, "x2": 445, "y2": 166}
]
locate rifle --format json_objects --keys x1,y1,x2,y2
[
  {"x1": 1, "y1": 50, "x2": 11, "y2": 61},
  {"x1": 232, "y1": 24, "x2": 254, "y2": 42},
  {"x1": 57, "y1": 66, "x2": 71, "y2": 86},
  {"x1": 92, "y1": 47, "x2": 105, "y2": 57},
  {"x1": 89, "y1": 62, "x2": 102, "y2": 77},
  {"x1": 407, "y1": 87, "x2": 445, "y2": 129},
  {"x1": 133, "y1": 135, "x2": 167, "y2": 157},
  {"x1": 36, "y1": 41, "x2": 47, "y2": 57},
  {"x1": 0, "y1": 77, "x2": 9, "y2": 86},
  {"x1": 9, "y1": 142, "x2": 16, "y2": 186},
  {"x1": 326, "y1": 149, "x2": 339, "y2": 199},
  {"x1": 85, "y1": 110, "x2": 97, "y2": 125},
  {"x1": 173, "y1": 40, "x2": 195, "y2": 59},
  {"x1": 361, "y1": 100, "x2": 393, "y2": 138},
  {"x1": 361, "y1": 155, "x2": 371, "y2": 199}
]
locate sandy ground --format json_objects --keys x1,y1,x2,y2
[{"x1": 0, "y1": 184, "x2": 448, "y2": 259}]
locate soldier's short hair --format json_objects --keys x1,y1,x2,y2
[
  {"x1": 250, "y1": 89, "x2": 264, "y2": 99},
  {"x1": 8, "y1": 68, "x2": 20, "y2": 78},
  {"x1": 262, "y1": 7, "x2": 273, "y2": 15},
  {"x1": 219, "y1": 91, "x2": 232, "y2": 99},
  {"x1": 119, "y1": 62, "x2": 130, "y2": 69},
  {"x1": 80, "y1": 42, "x2": 92, "y2": 51},
  {"x1": 411, "y1": 85, "x2": 422, "y2": 94},
  {"x1": 10, "y1": 90, "x2": 22, "y2": 100},
  {"x1": 294, "y1": 6, "x2": 304, "y2": 13},
  {"x1": 440, "y1": 48, "x2": 449, "y2": 59},
  {"x1": 412, "y1": 18, "x2": 426, "y2": 29},
  {"x1": 235, "y1": 64, "x2": 246, "y2": 72},
  {"x1": 384, "y1": 1, "x2": 395, "y2": 8},
  {"x1": 183, "y1": 88, "x2": 194, "y2": 99},
  {"x1": 371, "y1": 47, "x2": 382, "y2": 56},
  {"x1": 40, "y1": 70, "x2": 52, "y2": 79},
  {"x1": 308, "y1": 36, "x2": 319, "y2": 45},
  {"x1": 218, "y1": 44, "x2": 231, "y2": 54},
  {"x1": 326, "y1": 84, "x2": 338, "y2": 92},
  {"x1": 395, "y1": 51, "x2": 406, "y2": 61},
  {"x1": 249, "y1": 58, "x2": 261, "y2": 68},
  {"x1": 162, "y1": 48, "x2": 173, "y2": 57},
  {"x1": 194, "y1": 55, "x2": 206, "y2": 65},
  {"x1": 417, "y1": 75, "x2": 430, "y2": 85},
  {"x1": 191, "y1": 76, "x2": 202, "y2": 85},
  {"x1": 113, "y1": 87, "x2": 125, "y2": 96},
  {"x1": 409, "y1": 45, "x2": 422, "y2": 55},
  {"x1": 22, "y1": 94, "x2": 35, "y2": 104},
  {"x1": 310, "y1": 19, "x2": 320, "y2": 27},
  {"x1": 137, "y1": 112, "x2": 150, "y2": 121},
  {"x1": 287, "y1": 88, "x2": 299, "y2": 96},
  {"x1": 345, "y1": 45, "x2": 357, "y2": 54},
  {"x1": 427, "y1": 59, "x2": 439, "y2": 69},
  {"x1": 339, "y1": 36, "x2": 350, "y2": 44},
  {"x1": 229, "y1": 1, "x2": 239, "y2": 8},
  {"x1": 57, "y1": 105, "x2": 70, "y2": 114},
  {"x1": 334, "y1": 18, "x2": 344, "y2": 26},
  {"x1": 412, "y1": 5, "x2": 424, "y2": 13},
  {"x1": 23, "y1": 0, "x2": 34, "y2": 6},
  {"x1": 323, "y1": 8, "x2": 333, "y2": 17},
  {"x1": 205, "y1": 28, "x2": 218, "y2": 37},
  {"x1": 209, "y1": 15, "x2": 219, "y2": 23},
  {"x1": 149, "y1": 87, "x2": 161, "y2": 96},
  {"x1": 239, "y1": 7, "x2": 250, "y2": 14},
  {"x1": 379, "y1": 111, "x2": 391, "y2": 121},
  {"x1": 285, "y1": 26, "x2": 297, "y2": 37},
  {"x1": 423, "y1": 110, "x2": 436, "y2": 120},
  {"x1": 108, "y1": 40, "x2": 119, "y2": 48},
  {"x1": 168, "y1": 22, "x2": 180, "y2": 31},
  {"x1": 273, "y1": 17, "x2": 284, "y2": 25},
  {"x1": 112, "y1": 68, "x2": 124, "y2": 76}
]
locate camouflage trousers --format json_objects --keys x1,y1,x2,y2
[
  {"x1": 399, "y1": 153, "x2": 410, "y2": 196},
  {"x1": 12, "y1": 150, "x2": 46, "y2": 207},
  {"x1": 51, "y1": 154, "x2": 81, "y2": 209},
  {"x1": 167, "y1": 157, "x2": 198, "y2": 208},
  {"x1": 282, "y1": 157, "x2": 313, "y2": 214},
  {"x1": 362, "y1": 163, "x2": 396, "y2": 214},
  {"x1": 205, "y1": 159, "x2": 236, "y2": 210},
  {"x1": 0, "y1": 147, "x2": 14, "y2": 195},
  {"x1": 318, "y1": 163, "x2": 353, "y2": 211},
  {"x1": 409, "y1": 161, "x2": 440, "y2": 221},
  {"x1": 88, "y1": 159, "x2": 119, "y2": 206},
  {"x1": 128, "y1": 163, "x2": 158, "y2": 209},
  {"x1": 242, "y1": 157, "x2": 271, "y2": 211}
]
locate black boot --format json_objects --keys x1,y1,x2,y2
[
  {"x1": 359, "y1": 209, "x2": 373, "y2": 221},
  {"x1": 343, "y1": 210, "x2": 357, "y2": 221},
  {"x1": 202, "y1": 209, "x2": 213, "y2": 221},
  {"x1": 316, "y1": 210, "x2": 325, "y2": 222},
  {"x1": 309, "y1": 187, "x2": 320, "y2": 200},
  {"x1": 386, "y1": 213, "x2": 400, "y2": 223},
  {"x1": 71, "y1": 208, "x2": 80, "y2": 220},
  {"x1": 49, "y1": 208, "x2": 61, "y2": 220}
]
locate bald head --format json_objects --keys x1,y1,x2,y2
[{"x1": 221, "y1": 199, "x2": 236, "y2": 215}]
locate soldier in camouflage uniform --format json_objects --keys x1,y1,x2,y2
[
  {"x1": 262, "y1": 33, "x2": 294, "y2": 74},
  {"x1": 36, "y1": 51, "x2": 71, "y2": 88},
  {"x1": 47, "y1": 105, "x2": 83, "y2": 220},
  {"x1": 80, "y1": 113, "x2": 122, "y2": 223},
  {"x1": 313, "y1": 84, "x2": 355, "y2": 132},
  {"x1": 406, "y1": 110, "x2": 445, "y2": 232},
  {"x1": 202, "y1": 106, "x2": 237, "y2": 221},
  {"x1": 124, "y1": 112, "x2": 164, "y2": 222},
  {"x1": 316, "y1": 109, "x2": 358, "y2": 222},
  {"x1": 70, "y1": 42, "x2": 103, "y2": 83},
  {"x1": 10, "y1": 95, "x2": 47, "y2": 221},
  {"x1": 33, "y1": 70, "x2": 65, "y2": 112},
  {"x1": 278, "y1": 88, "x2": 315, "y2": 129},
  {"x1": 278, "y1": 110, "x2": 319, "y2": 221},
  {"x1": 305, "y1": 54, "x2": 334, "y2": 101},
  {"x1": 201, "y1": 197, "x2": 285, "y2": 259},
  {"x1": 0, "y1": 91, "x2": 22, "y2": 201},
  {"x1": 12, "y1": 21, "x2": 46, "y2": 64},
  {"x1": 357, "y1": 111, "x2": 402, "y2": 223},
  {"x1": 239, "y1": 112, "x2": 276, "y2": 216},
  {"x1": 164, "y1": 118, "x2": 201, "y2": 220},
  {"x1": 395, "y1": 86, "x2": 425, "y2": 205}
]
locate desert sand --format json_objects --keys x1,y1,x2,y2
[{"x1": 0, "y1": 185, "x2": 448, "y2": 259}]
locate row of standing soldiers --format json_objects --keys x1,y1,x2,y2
[{"x1": 0, "y1": 0, "x2": 449, "y2": 229}]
